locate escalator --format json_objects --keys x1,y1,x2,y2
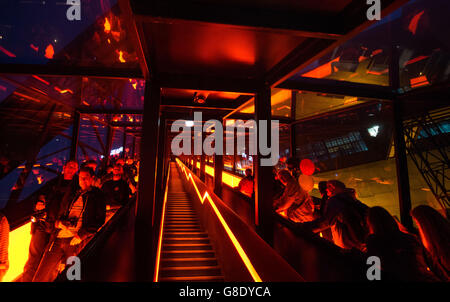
[{"x1": 159, "y1": 163, "x2": 223, "y2": 282}]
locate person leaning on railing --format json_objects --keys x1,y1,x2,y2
[{"x1": 0, "y1": 211, "x2": 9, "y2": 281}]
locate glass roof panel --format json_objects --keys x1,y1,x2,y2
[
  {"x1": 0, "y1": 1, "x2": 139, "y2": 68},
  {"x1": 289, "y1": 0, "x2": 450, "y2": 90}
]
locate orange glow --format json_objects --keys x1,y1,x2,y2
[
  {"x1": 32, "y1": 75, "x2": 50, "y2": 85},
  {"x1": 204, "y1": 164, "x2": 242, "y2": 188},
  {"x1": 196, "y1": 162, "x2": 200, "y2": 169},
  {"x1": 410, "y1": 75, "x2": 429, "y2": 88},
  {"x1": 0, "y1": 46, "x2": 16, "y2": 57},
  {"x1": 44, "y1": 44, "x2": 54, "y2": 59},
  {"x1": 132, "y1": 82, "x2": 137, "y2": 90},
  {"x1": 54, "y1": 87, "x2": 73, "y2": 94},
  {"x1": 302, "y1": 57, "x2": 340, "y2": 79},
  {"x1": 176, "y1": 159, "x2": 262, "y2": 282},
  {"x1": 30, "y1": 44, "x2": 39, "y2": 52},
  {"x1": 2, "y1": 222, "x2": 32, "y2": 282},
  {"x1": 405, "y1": 55, "x2": 429, "y2": 66},
  {"x1": 13, "y1": 92, "x2": 41, "y2": 103},
  {"x1": 371, "y1": 49, "x2": 383, "y2": 56},
  {"x1": 37, "y1": 175, "x2": 44, "y2": 185},
  {"x1": 118, "y1": 50, "x2": 126, "y2": 63},
  {"x1": 409, "y1": 10, "x2": 425, "y2": 35},
  {"x1": 104, "y1": 18, "x2": 111, "y2": 33},
  {"x1": 344, "y1": 97, "x2": 358, "y2": 105},
  {"x1": 154, "y1": 167, "x2": 170, "y2": 282}
]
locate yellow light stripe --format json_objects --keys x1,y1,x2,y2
[
  {"x1": 176, "y1": 159, "x2": 262, "y2": 282},
  {"x1": 154, "y1": 166, "x2": 171, "y2": 282}
]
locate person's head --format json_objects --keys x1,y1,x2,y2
[
  {"x1": 112, "y1": 164, "x2": 123, "y2": 179},
  {"x1": 78, "y1": 166, "x2": 95, "y2": 191},
  {"x1": 106, "y1": 165, "x2": 113, "y2": 174},
  {"x1": 83, "y1": 160, "x2": 97, "y2": 172},
  {"x1": 245, "y1": 168, "x2": 252, "y2": 178},
  {"x1": 116, "y1": 158, "x2": 125, "y2": 166},
  {"x1": 62, "y1": 160, "x2": 78, "y2": 180},
  {"x1": 318, "y1": 181, "x2": 328, "y2": 197},
  {"x1": 126, "y1": 158, "x2": 134, "y2": 165},
  {"x1": 277, "y1": 169, "x2": 295, "y2": 186},
  {"x1": 411, "y1": 205, "x2": 450, "y2": 267},
  {"x1": 326, "y1": 180, "x2": 346, "y2": 197},
  {"x1": 286, "y1": 157, "x2": 298, "y2": 171},
  {"x1": 366, "y1": 206, "x2": 400, "y2": 236}
]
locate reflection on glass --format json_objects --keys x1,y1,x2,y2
[
  {"x1": 0, "y1": 2, "x2": 139, "y2": 68},
  {"x1": 237, "y1": 89, "x2": 292, "y2": 118}
]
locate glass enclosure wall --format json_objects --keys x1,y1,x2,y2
[{"x1": 293, "y1": 99, "x2": 402, "y2": 218}]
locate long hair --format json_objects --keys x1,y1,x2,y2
[
  {"x1": 411, "y1": 205, "x2": 450, "y2": 272},
  {"x1": 367, "y1": 206, "x2": 400, "y2": 237}
]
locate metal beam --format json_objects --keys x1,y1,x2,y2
[
  {"x1": 390, "y1": 46, "x2": 414, "y2": 231},
  {"x1": 131, "y1": 1, "x2": 343, "y2": 39},
  {"x1": 159, "y1": 72, "x2": 258, "y2": 94},
  {"x1": 277, "y1": 77, "x2": 396, "y2": 100},
  {"x1": 135, "y1": 80, "x2": 162, "y2": 281},
  {"x1": 254, "y1": 86, "x2": 274, "y2": 244},
  {"x1": 70, "y1": 111, "x2": 81, "y2": 160},
  {"x1": 0, "y1": 64, "x2": 143, "y2": 79}
]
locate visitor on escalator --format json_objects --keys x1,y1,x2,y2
[
  {"x1": 236, "y1": 168, "x2": 254, "y2": 198},
  {"x1": 32, "y1": 166, "x2": 106, "y2": 282},
  {"x1": 365, "y1": 206, "x2": 438, "y2": 281},
  {"x1": 273, "y1": 169, "x2": 315, "y2": 223},
  {"x1": 101, "y1": 164, "x2": 131, "y2": 208},
  {"x1": 0, "y1": 211, "x2": 9, "y2": 281},
  {"x1": 304, "y1": 180, "x2": 369, "y2": 251},
  {"x1": 21, "y1": 160, "x2": 79, "y2": 282},
  {"x1": 411, "y1": 205, "x2": 450, "y2": 281}
]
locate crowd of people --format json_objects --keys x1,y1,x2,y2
[
  {"x1": 235, "y1": 157, "x2": 450, "y2": 282},
  {"x1": 0, "y1": 156, "x2": 139, "y2": 282}
]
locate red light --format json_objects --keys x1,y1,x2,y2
[{"x1": 0, "y1": 46, "x2": 16, "y2": 57}]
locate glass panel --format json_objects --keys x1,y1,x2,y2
[
  {"x1": 82, "y1": 78, "x2": 145, "y2": 110},
  {"x1": 295, "y1": 90, "x2": 372, "y2": 120},
  {"x1": 0, "y1": 1, "x2": 139, "y2": 68},
  {"x1": 236, "y1": 88, "x2": 292, "y2": 118},
  {"x1": 398, "y1": 0, "x2": 450, "y2": 91},
  {"x1": 294, "y1": 101, "x2": 401, "y2": 218}
]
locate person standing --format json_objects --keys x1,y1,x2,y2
[
  {"x1": 0, "y1": 211, "x2": 9, "y2": 281},
  {"x1": 32, "y1": 166, "x2": 106, "y2": 282},
  {"x1": 21, "y1": 160, "x2": 79, "y2": 282}
]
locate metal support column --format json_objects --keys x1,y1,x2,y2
[
  {"x1": 135, "y1": 80, "x2": 161, "y2": 281},
  {"x1": 390, "y1": 46, "x2": 414, "y2": 230},
  {"x1": 70, "y1": 111, "x2": 80, "y2": 160},
  {"x1": 254, "y1": 86, "x2": 274, "y2": 244}
]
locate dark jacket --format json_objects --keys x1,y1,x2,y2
[
  {"x1": 366, "y1": 232, "x2": 439, "y2": 281},
  {"x1": 101, "y1": 179, "x2": 130, "y2": 206},
  {"x1": 308, "y1": 191, "x2": 369, "y2": 250},
  {"x1": 37, "y1": 176, "x2": 79, "y2": 233},
  {"x1": 57, "y1": 187, "x2": 106, "y2": 241}
]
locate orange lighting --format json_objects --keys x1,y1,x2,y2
[
  {"x1": 204, "y1": 164, "x2": 242, "y2": 188},
  {"x1": 409, "y1": 10, "x2": 425, "y2": 35},
  {"x1": 32, "y1": 75, "x2": 50, "y2": 85},
  {"x1": 177, "y1": 159, "x2": 261, "y2": 282},
  {"x1": 2, "y1": 222, "x2": 32, "y2": 282},
  {"x1": 196, "y1": 162, "x2": 200, "y2": 169},
  {"x1": 154, "y1": 167, "x2": 170, "y2": 282},
  {"x1": 104, "y1": 18, "x2": 111, "y2": 33},
  {"x1": 118, "y1": 50, "x2": 126, "y2": 63},
  {"x1": 0, "y1": 46, "x2": 16, "y2": 58},
  {"x1": 302, "y1": 57, "x2": 340, "y2": 79},
  {"x1": 44, "y1": 44, "x2": 54, "y2": 59},
  {"x1": 30, "y1": 44, "x2": 39, "y2": 52},
  {"x1": 410, "y1": 75, "x2": 429, "y2": 88}
]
